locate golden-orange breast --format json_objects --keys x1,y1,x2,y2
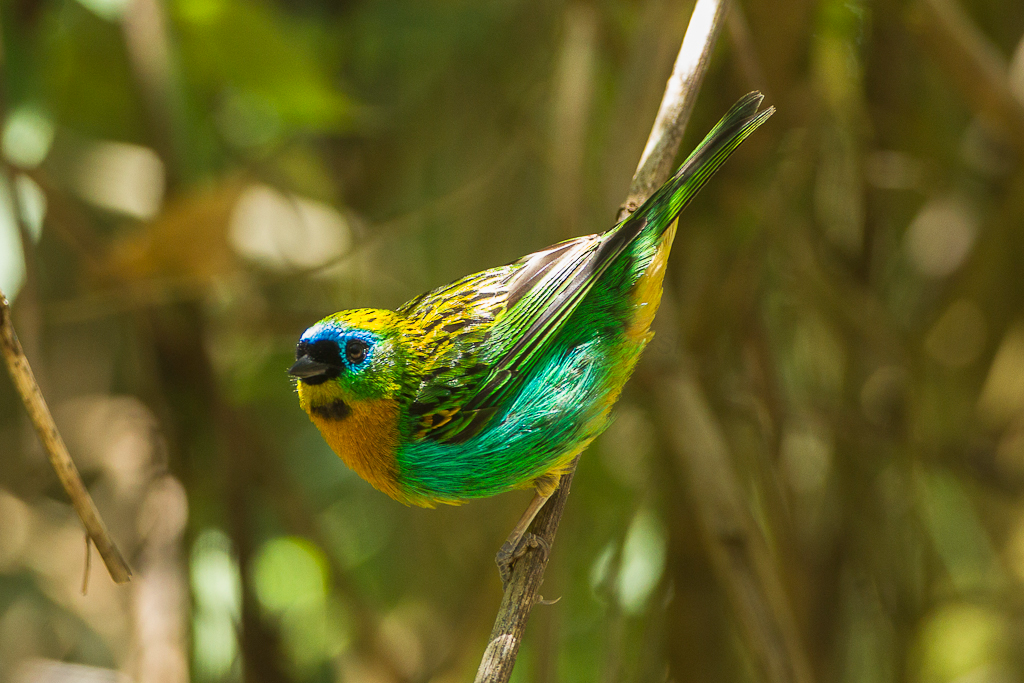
[{"x1": 298, "y1": 385, "x2": 404, "y2": 501}]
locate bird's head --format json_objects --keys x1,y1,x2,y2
[{"x1": 290, "y1": 309, "x2": 406, "y2": 419}]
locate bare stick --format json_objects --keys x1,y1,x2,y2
[
  {"x1": 0, "y1": 289, "x2": 132, "y2": 584},
  {"x1": 475, "y1": 1, "x2": 729, "y2": 680}
]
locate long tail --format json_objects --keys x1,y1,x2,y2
[
  {"x1": 452, "y1": 94, "x2": 772, "y2": 424},
  {"x1": 604, "y1": 91, "x2": 774, "y2": 253}
]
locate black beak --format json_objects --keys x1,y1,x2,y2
[{"x1": 289, "y1": 355, "x2": 332, "y2": 381}]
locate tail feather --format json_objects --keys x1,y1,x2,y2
[
  {"x1": 458, "y1": 93, "x2": 773, "y2": 422},
  {"x1": 613, "y1": 92, "x2": 774, "y2": 249}
]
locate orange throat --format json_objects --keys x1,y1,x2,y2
[{"x1": 300, "y1": 388, "x2": 403, "y2": 501}]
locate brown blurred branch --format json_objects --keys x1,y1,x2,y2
[
  {"x1": 0, "y1": 288, "x2": 132, "y2": 584},
  {"x1": 652, "y1": 371, "x2": 813, "y2": 683},
  {"x1": 475, "y1": 1, "x2": 730, "y2": 681},
  {"x1": 911, "y1": 0, "x2": 1024, "y2": 154}
]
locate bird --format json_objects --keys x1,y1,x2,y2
[{"x1": 290, "y1": 92, "x2": 773, "y2": 585}]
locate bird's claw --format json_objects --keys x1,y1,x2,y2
[{"x1": 496, "y1": 532, "x2": 550, "y2": 590}]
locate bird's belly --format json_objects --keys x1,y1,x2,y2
[{"x1": 308, "y1": 397, "x2": 405, "y2": 501}]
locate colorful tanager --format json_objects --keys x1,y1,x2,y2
[{"x1": 290, "y1": 93, "x2": 773, "y2": 583}]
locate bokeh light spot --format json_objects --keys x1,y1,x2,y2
[
  {"x1": 978, "y1": 323, "x2": 1024, "y2": 427},
  {"x1": 190, "y1": 529, "x2": 240, "y2": 681},
  {"x1": 905, "y1": 196, "x2": 978, "y2": 277},
  {"x1": 0, "y1": 176, "x2": 26, "y2": 301},
  {"x1": 781, "y1": 422, "x2": 832, "y2": 495},
  {"x1": 915, "y1": 603, "x2": 1008, "y2": 683},
  {"x1": 14, "y1": 175, "x2": 46, "y2": 243},
  {"x1": 253, "y1": 536, "x2": 329, "y2": 614},
  {"x1": 2, "y1": 108, "x2": 54, "y2": 169},
  {"x1": 74, "y1": 142, "x2": 165, "y2": 220},
  {"x1": 229, "y1": 184, "x2": 350, "y2": 271},
  {"x1": 74, "y1": 0, "x2": 128, "y2": 21},
  {"x1": 616, "y1": 509, "x2": 667, "y2": 615}
]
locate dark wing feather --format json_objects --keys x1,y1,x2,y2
[{"x1": 399, "y1": 235, "x2": 603, "y2": 442}]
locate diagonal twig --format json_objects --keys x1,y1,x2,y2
[
  {"x1": 0, "y1": 288, "x2": 131, "y2": 584},
  {"x1": 474, "y1": 1, "x2": 730, "y2": 680}
]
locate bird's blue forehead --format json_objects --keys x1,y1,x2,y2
[{"x1": 301, "y1": 321, "x2": 378, "y2": 346}]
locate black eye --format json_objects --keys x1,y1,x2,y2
[{"x1": 345, "y1": 339, "x2": 369, "y2": 365}]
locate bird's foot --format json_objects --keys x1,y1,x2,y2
[{"x1": 496, "y1": 532, "x2": 550, "y2": 590}]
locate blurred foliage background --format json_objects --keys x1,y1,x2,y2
[{"x1": 2, "y1": 0, "x2": 1024, "y2": 682}]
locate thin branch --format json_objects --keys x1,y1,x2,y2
[
  {"x1": 475, "y1": 1, "x2": 730, "y2": 680},
  {"x1": 0, "y1": 289, "x2": 132, "y2": 584}
]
